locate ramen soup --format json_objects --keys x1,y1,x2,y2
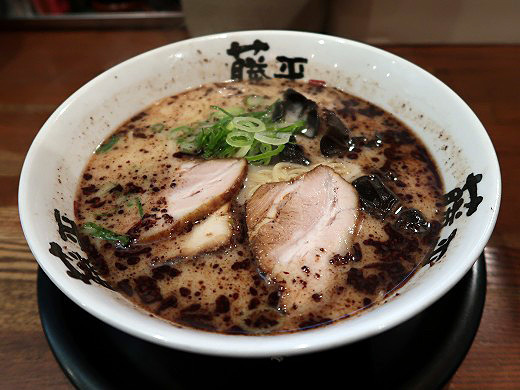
[{"x1": 74, "y1": 79, "x2": 444, "y2": 334}]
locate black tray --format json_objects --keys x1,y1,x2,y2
[{"x1": 38, "y1": 254, "x2": 486, "y2": 390}]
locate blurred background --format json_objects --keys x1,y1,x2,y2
[{"x1": 1, "y1": 0, "x2": 519, "y2": 43}]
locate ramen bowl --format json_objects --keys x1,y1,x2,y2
[{"x1": 19, "y1": 30, "x2": 500, "y2": 357}]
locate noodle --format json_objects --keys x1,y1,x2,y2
[{"x1": 241, "y1": 161, "x2": 363, "y2": 201}]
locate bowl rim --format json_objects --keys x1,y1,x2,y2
[{"x1": 19, "y1": 30, "x2": 501, "y2": 357}]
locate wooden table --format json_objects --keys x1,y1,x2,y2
[{"x1": 0, "y1": 30, "x2": 518, "y2": 389}]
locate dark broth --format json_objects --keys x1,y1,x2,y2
[{"x1": 75, "y1": 79, "x2": 444, "y2": 334}]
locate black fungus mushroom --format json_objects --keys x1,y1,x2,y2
[
  {"x1": 278, "y1": 136, "x2": 311, "y2": 166},
  {"x1": 394, "y1": 208, "x2": 431, "y2": 234},
  {"x1": 272, "y1": 89, "x2": 320, "y2": 138},
  {"x1": 352, "y1": 174, "x2": 399, "y2": 219},
  {"x1": 271, "y1": 100, "x2": 285, "y2": 122},
  {"x1": 365, "y1": 134, "x2": 384, "y2": 149},
  {"x1": 283, "y1": 88, "x2": 309, "y2": 115},
  {"x1": 320, "y1": 109, "x2": 350, "y2": 157},
  {"x1": 304, "y1": 103, "x2": 319, "y2": 138},
  {"x1": 348, "y1": 136, "x2": 368, "y2": 151}
]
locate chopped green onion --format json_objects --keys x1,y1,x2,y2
[
  {"x1": 226, "y1": 107, "x2": 245, "y2": 116},
  {"x1": 254, "y1": 131, "x2": 291, "y2": 145},
  {"x1": 172, "y1": 102, "x2": 307, "y2": 163},
  {"x1": 172, "y1": 126, "x2": 192, "y2": 132},
  {"x1": 179, "y1": 140, "x2": 200, "y2": 154},
  {"x1": 260, "y1": 142, "x2": 272, "y2": 154},
  {"x1": 232, "y1": 116, "x2": 266, "y2": 133},
  {"x1": 211, "y1": 108, "x2": 244, "y2": 120},
  {"x1": 248, "y1": 110, "x2": 269, "y2": 119},
  {"x1": 234, "y1": 145, "x2": 251, "y2": 157},
  {"x1": 175, "y1": 128, "x2": 197, "y2": 143},
  {"x1": 136, "y1": 197, "x2": 144, "y2": 218},
  {"x1": 245, "y1": 144, "x2": 285, "y2": 162},
  {"x1": 176, "y1": 133, "x2": 195, "y2": 144},
  {"x1": 210, "y1": 105, "x2": 235, "y2": 118},
  {"x1": 197, "y1": 122, "x2": 214, "y2": 131},
  {"x1": 195, "y1": 124, "x2": 233, "y2": 158},
  {"x1": 245, "y1": 95, "x2": 264, "y2": 108},
  {"x1": 226, "y1": 130, "x2": 254, "y2": 147},
  {"x1": 258, "y1": 143, "x2": 273, "y2": 165},
  {"x1": 81, "y1": 222, "x2": 130, "y2": 247},
  {"x1": 169, "y1": 126, "x2": 192, "y2": 139},
  {"x1": 276, "y1": 120, "x2": 306, "y2": 132},
  {"x1": 151, "y1": 123, "x2": 165, "y2": 133},
  {"x1": 95, "y1": 135, "x2": 119, "y2": 154}
]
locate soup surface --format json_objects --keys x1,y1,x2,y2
[{"x1": 75, "y1": 79, "x2": 444, "y2": 334}]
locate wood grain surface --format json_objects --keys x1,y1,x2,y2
[{"x1": 0, "y1": 30, "x2": 518, "y2": 389}]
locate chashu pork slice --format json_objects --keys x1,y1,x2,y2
[
  {"x1": 246, "y1": 165, "x2": 358, "y2": 314},
  {"x1": 130, "y1": 158, "x2": 247, "y2": 243},
  {"x1": 150, "y1": 203, "x2": 235, "y2": 266}
]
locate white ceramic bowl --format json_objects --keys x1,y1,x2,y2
[{"x1": 19, "y1": 31, "x2": 500, "y2": 357}]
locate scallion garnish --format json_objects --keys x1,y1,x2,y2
[
  {"x1": 170, "y1": 103, "x2": 306, "y2": 163},
  {"x1": 254, "y1": 131, "x2": 291, "y2": 145},
  {"x1": 226, "y1": 130, "x2": 254, "y2": 147},
  {"x1": 210, "y1": 105, "x2": 235, "y2": 118},
  {"x1": 136, "y1": 197, "x2": 144, "y2": 218},
  {"x1": 276, "y1": 120, "x2": 306, "y2": 133},
  {"x1": 234, "y1": 145, "x2": 251, "y2": 158},
  {"x1": 245, "y1": 144, "x2": 285, "y2": 163},
  {"x1": 232, "y1": 116, "x2": 266, "y2": 133},
  {"x1": 81, "y1": 222, "x2": 130, "y2": 247},
  {"x1": 168, "y1": 126, "x2": 191, "y2": 139},
  {"x1": 95, "y1": 135, "x2": 119, "y2": 154}
]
